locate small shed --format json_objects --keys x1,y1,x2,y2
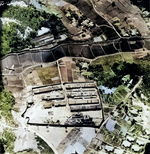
[
  {"x1": 122, "y1": 140, "x2": 131, "y2": 148},
  {"x1": 82, "y1": 63, "x2": 88, "y2": 70},
  {"x1": 131, "y1": 145, "x2": 141, "y2": 152},
  {"x1": 126, "y1": 135, "x2": 135, "y2": 142},
  {"x1": 105, "y1": 145, "x2": 114, "y2": 152},
  {"x1": 114, "y1": 149, "x2": 124, "y2": 154}
]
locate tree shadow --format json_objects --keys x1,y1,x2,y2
[{"x1": 0, "y1": 1, "x2": 11, "y2": 92}]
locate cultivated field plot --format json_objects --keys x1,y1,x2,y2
[
  {"x1": 72, "y1": 70, "x2": 78, "y2": 81},
  {"x1": 5, "y1": 75, "x2": 24, "y2": 87},
  {"x1": 91, "y1": 53, "x2": 123, "y2": 67},
  {"x1": 121, "y1": 52, "x2": 134, "y2": 63},
  {"x1": 95, "y1": 0, "x2": 149, "y2": 36},
  {"x1": 81, "y1": 45, "x2": 95, "y2": 59},
  {"x1": 66, "y1": 61, "x2": 73, "y2": 82},
  {"x1": 68, "y1": 45, "x2": 82, "y2": 57},
  {"x1": 18, "y1": 53, "x2": 34, "y2": 68},
  {"x1": 42, "y1": 51, "x2": 56, "y2": 63},
  {"x1": 7, "y1": 55, "x2": 20, "y2": 68},
  {"x1": 128, "y1": 41, "x2": 143, "y2": 50},
  {"x1": 1, "y1": 58, "x2": 9, "y2": 70},
  {"x1": 61, "y1": 15, "x2": 81, "y2": 36},
  {"x1": 74, "y1": 0, "x2": 109, "y2": 26},
  {"x1": 101, "y1": 26, "x2": 119, "y2": 40},
  {"x1": 102, "y1": 43, "x2": 119, "y2": 54},
  {"x1": 91, "y1": 44, "x2": 105, "y2": 57},
  {"x1": 1, "y1": 54, "x2": 20, "y2": 70},
  {"x1": 23, "y1": 70, "x2": 43, "y2": 86},
  {"x1": 120, "y1": 40, "x2": 133, "y2": 52},
  {"x1": 144, "y1": 39, "x2": 150, "y2": 50},
  {"x1": 31, "y1": 52, "x2": 43, "y2": 63},
  {"x1": 59, "y1": 65, "x2": 68, "y2": 83},
  {"x1": 59, "y1": 58, "x2": 80, "y2": 83},
  {"x1": 36, "y1": 65, "x2": 60, "y2": 85},
  {"x1": 61, "y1": 45, "x2": 70, "y2": 56},
  {"x1": 52, "y1": 46, "x2": 65, "y2": 60}
]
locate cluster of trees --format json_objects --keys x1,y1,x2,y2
[
  {"x1": 0, "y1": 4, "x2": 65, "y2": 56},
  {"x1": 2, "y1": 5, "x2": 43, "y2": 31},
  {"x1": 86, "y1": 55, "x2": 150, "y2": 106},
  {"x1": 0, "y1": 90, "x2": 16, "y2": 122},
  {"x1": 135, "y1": 55, "x2": 150, "y2": 102},
  {"x1": 87, "y1": 61, "x2": 142, "y2": 88},
  {"x1": 0, "y1": 128, "x2": 16, "y2": 154},
  {"x1": 0, "y1": 23, "x2": 35, "y2": 56}
]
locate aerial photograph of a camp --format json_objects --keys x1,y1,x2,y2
[{"x1": 1, "y1": 0, "x2": 150, "y2": 153}]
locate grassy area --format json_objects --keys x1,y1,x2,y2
[
  {"x1": 101, "y1": 128, "x2": 123, "y2": 146},
  {"x1": 121, "y1": 52, "x2": 134, "y2": 63},
  {"x1": 35, "y1": 136, "x2": 54, "y2": 154},
  {"x1": 0, "y1": 90, "x2": 16, "y2": 123},
  {"x1": 91, "y1": 54, "x2": 123, "y2": 72},
  {"x1": 113, "y1": 85, "x2": 130, "y2": 104},
  {"x1": 91, "y1": 54, "x2": 123, "y2": 66},
  {"x1": 1, "y1": 128, "x2": 16, "y2": 154},
  {"x1": 17, "y1": 149, "x2": 38, "y2": 154},
  {"x1": 36, "y1": 65, "x2": 60, "y2": 85}
]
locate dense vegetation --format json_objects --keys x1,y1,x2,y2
[
  {"x1": 0, "y1": 90, "x2": 16, "y2": 122},
  {"x1": 0, "y1": 22, "x2": 35, "y2": 56},
  {"x1": 35, "y1": 136, "x2": 54, "y2": 154},
  {"x1": 87, "y1": 61, "x2": 142, "y2": 88},
  {"x1": 0, "y1": 4, "x2": 65, "y2": 56},
  {"x1": 1, "y1": 128, "x2": 16, "y2": 154},
  {"x1": 85, "y1": 55, "x2": 150, "y2": 105}
]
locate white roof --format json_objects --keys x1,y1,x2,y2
[
  {"x1": 38, "y1": 27, "x2": 50, "y2": 36},
  {"x1": 106, "y1": 118, "x2": 117, "y2": 131},
  {"x1": 114, "y1": 149, "x2": 124, "y2": 154},
  {"x1": 8, "y1": 1, "x2": 28, "y2": 7},
  {"x1": 122, "y1": 140, "x2": 131, "y2": 147},
  {"x1": 94, "y1": 36, "x2": 103, "y2": 42},
  {"x1": 105, "y1": 145, "x2": 114, "y2": 152}
]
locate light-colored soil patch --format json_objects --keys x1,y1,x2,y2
[{"x1": 14, "y1": 127, "x2": 39, "y2": 153}]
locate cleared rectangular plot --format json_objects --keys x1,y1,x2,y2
[
  {"x1": 1, "y1": 54, "x2": 19, "y2": 70},
  {"x1": 66, "y1": 61, "x2": 73, "y2": 82},
  {"x1": 60, "y1": 65, "x2": 68, "y2": 82},
  {"x1": 128, "y1": 41, "x2": 143, "y2": 50},
  {"x1": 72, "y1": 70, "x2": 78, "y2": 81}
]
